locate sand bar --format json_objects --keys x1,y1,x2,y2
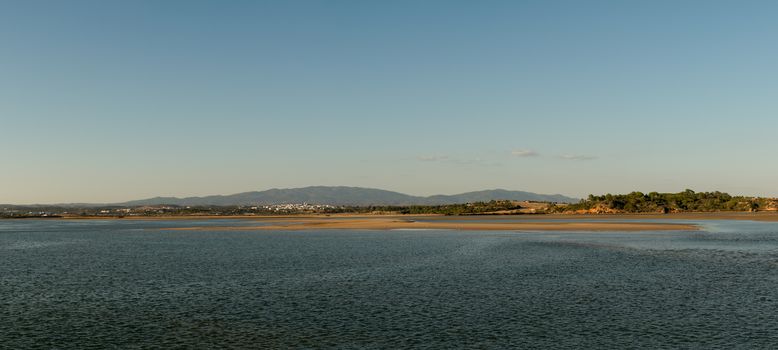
[
  {"x1": 164, "y1": 218, "x2": 698, "y2": 232},
  {"x1": 47, "y1": 211, "x2": 778, "y2": 222},
  {"x1": 20, "y1": 212, "x2": 778, "y2": 231}
]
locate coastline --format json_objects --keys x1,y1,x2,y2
[
  {"x1": 7, "y1": 211, "x2": 774, "y2": 220},
  {"x1": 23, "y1": 211, "x2": 778, "y2": 221},
  {"x1": 161, "y1": 217, "x2": 698, "y2": 232},
  {"x1": 9, "y1": 212, "x2": 778, "y2": 231}
]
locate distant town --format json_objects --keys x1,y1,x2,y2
[
  {"x1": 0, "y1": 203, "x2": 343, "y2": 218},
  {"x1": 0, "y1": 200, "x2": 548, "y2": 218}
]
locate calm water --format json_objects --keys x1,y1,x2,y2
[{"x1": 2, "y1": 219, "x2": 778, "y2": 348}]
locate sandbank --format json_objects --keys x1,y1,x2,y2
[
  {"x1": 49, "y1": 211, "x2": 778, "y2": 222},
  {"x1": 164, "y1": 217, "x2": 698, "y2": 232}
]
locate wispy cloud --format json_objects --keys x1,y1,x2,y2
[
  {"x1": 451, "y1": 158, "x2": 502, "y2": 167},
  {"x1": 559, "y1": 154, "x2": 597, "y2": 161},
  {"x1": 417, "y1": 154, "x2": 501, "y2": 166},
  {"x1": 417, "y1": 155, "x2": 449, "y2": 162},
  {"x1": 511, "y1": 149, "x2": 539, "y2": 157}
]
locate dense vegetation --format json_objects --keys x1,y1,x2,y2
[{"x1": 551, "y1": 190, "x2": 768, "y2": 213}]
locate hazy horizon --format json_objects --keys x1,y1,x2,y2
[
  {"x1": 6, "y1": 185, "x2": 581, "y2": 206},
  {"x1": 3, "y1": 1, "x2": 778, "y2": 203}
]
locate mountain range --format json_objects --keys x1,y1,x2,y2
[{"x1": 116, "y1": 186, "x2": 578, "y2": 206}]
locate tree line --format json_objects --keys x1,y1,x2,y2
[{"x1": 550, "y1": 189, "x2": 766, "y2": 213}]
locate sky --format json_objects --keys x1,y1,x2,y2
[{"x1": 2, "y1": 0, "x2": 778, "y2": 204}]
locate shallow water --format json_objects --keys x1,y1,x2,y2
[{"x1": 2, "y1": 219, "x2": 778, "y2": 348}]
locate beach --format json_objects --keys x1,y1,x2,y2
[
  {"x1": 162, "y1": 216, "x2": 699, "y2": 231},
  {"x1": 42, "y1": 211, "x2": 778, "y2": 232}
]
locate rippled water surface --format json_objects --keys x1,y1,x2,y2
[{"x1": 3, "y1": 219, "x2": 778, "y2": 348}]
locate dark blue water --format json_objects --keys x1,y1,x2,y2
[{"x1": 2, "y1": 219, "x2": 778, "y2": 348}]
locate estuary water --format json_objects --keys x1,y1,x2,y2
[{"x1": 2, "y1": 219, "x2": 778, "y2": 348}]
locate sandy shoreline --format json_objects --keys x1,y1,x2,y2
[
  {"x1": 163, "y1": 218, "x2": 698, "y2": 232},
  {"x1": 38, "y1": 211, "x2": 778, "y2": 221},
  {"x1": 37, "y1": 211, "x2": 778, "y2": 222},
  {"x1": 10, "y1": 211, "x2": 778, "y2": 231}
]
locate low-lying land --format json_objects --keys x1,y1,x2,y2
[
  {"x1": 43, "y1": 210, "x2": 778, "y2": 222},
  {"x1": 0, "y1": 200, "x2": 546, "y2": 218},
  {"x1": 164, "y1": 217, "x2": 699, "y2": 232},
  {"x1": 10, "y1": 211, "x2": 778, "y2": 231},
  {"x1": 4, "y1": 190, "x2": 778, "y2": 232}
]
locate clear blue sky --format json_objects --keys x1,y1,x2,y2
[{"x1": 2, "y1": 0, "x2": 777, "y2": 204}]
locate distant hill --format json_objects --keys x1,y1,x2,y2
[{"x1": 117, "y1": 186, "x2": 577, "y2": 207}]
